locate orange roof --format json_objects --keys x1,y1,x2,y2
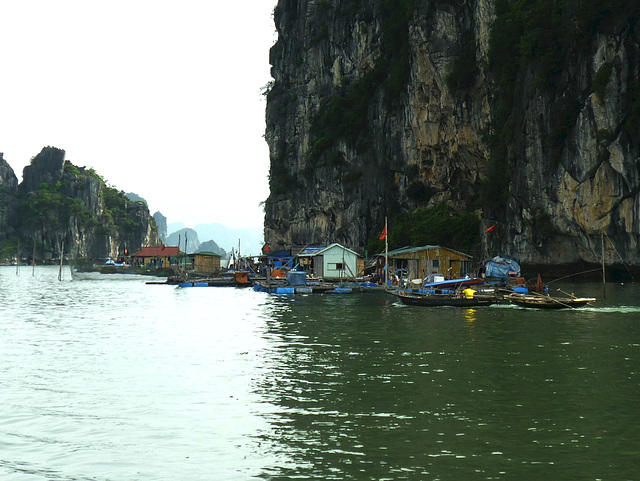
[{"x1": 131, "y1": 246, "x2": 182, "y2": 257}]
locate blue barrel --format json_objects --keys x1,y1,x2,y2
[{"x1": 276, "y1": 287, "x2": 295, "y2": 294}]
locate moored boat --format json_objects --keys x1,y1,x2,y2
[
  {"x1": 390, "y1": 290, "x2": 498, "y2": 307},
  {"x1": 506, "y1": 292, "x2": 595, "y2": 309}
]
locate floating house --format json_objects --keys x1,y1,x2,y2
[
  {"x1": 387, "y1": 245, "x2": 474, "y2": 280},
  {"x1": 190, "y1": 252, "x2": 222, "y2": 274},
  {"x1": 131, "y1": 245, "x2": 182, "y2": 269},
  {"x1": 298, "y1": 243, "x2": 361, "y2": 280}
]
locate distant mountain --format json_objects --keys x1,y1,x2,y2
[
  {"x1": 197, "y1": 240, "x2": 227, "y2": 258},
  {"x1": 193, "y1": 223, "x2": 263, "y2": 256},
  {"x1": 167, "y1": 222, "x2": 186, "y2": 235},
  {"x1": 153, "y1": 212, "x2": 167, "y2": 242},
  {"x1": 166, "y1": 221, "x2": 263, "y2": 256},
  {"x1": 166, "y1": 228, "x2": 199, "y2": 253}
]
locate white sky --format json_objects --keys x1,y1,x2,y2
[{"x1": 0, "y1": 0, "x2": 277, "y2": 229}]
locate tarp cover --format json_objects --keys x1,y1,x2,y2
[
  {"x1": 485, "y1": 255, "x2": 521, "y2": 278},
  {"x1": 286, "y1": 271, "x2": 307, "y2": 286}
]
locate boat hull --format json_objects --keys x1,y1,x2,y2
[
  {"x1": 391, "y1": 291, "x2": 497, "y2": 307},
  {"x1": 507, "y1": 294, "x2": 595, "y2": 309}
]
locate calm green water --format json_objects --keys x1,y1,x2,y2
[{"x1": 0, "y1": 266, "x2": 638, "y2": 480}]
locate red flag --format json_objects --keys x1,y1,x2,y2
[
  {"x1": 379, "y1": 226, "x2": 387, "y2": 240},
  {"x1": 485, "y1": 224, "x2": 496, "y2": 233}
]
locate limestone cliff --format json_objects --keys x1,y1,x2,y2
[
  {"x1": 0, "y1": 153, "x2": 19, "y2": 242},
  {"x1": 264, "y1": 0, "x2": 640, "y2": 272},
  {"x1": 1, "y1": 146, "x2": 160, "y2": 262}
]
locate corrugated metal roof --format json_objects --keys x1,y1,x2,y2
[
  {"x1": 131, "y1": 246, "x2": 181, "y2": 257},
  {"x1": 313, "y1": 243, "x2": 360, "y2": 257},
  {"x1": 297, "y1": 246, "x2": 326, "y2": 257},
  {"x1": 387, "y1": 245, "x2": 472, "y2": 259}
]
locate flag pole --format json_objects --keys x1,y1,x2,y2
[{"x1": 384, "y1": 216, "x2": 388, "y2": 290}]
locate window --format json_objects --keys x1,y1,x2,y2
[
  {"x1": 329, "y1": 263, "x2": 344, "y2": 270},
  {"x1": 432, "y1": 259, "x2": 440, "y2": 269}
]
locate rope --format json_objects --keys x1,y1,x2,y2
[
  {"x1": 547, "y1": 268, "x2": 602, "y2": 284},
  {"x1": 603, "y1": 232, "x2": 637, "y2": 282}
]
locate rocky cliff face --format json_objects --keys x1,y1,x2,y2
[
  {"x1": 0, "y1": 153, "x2": 19, "y2": 242},
  {"x1": 1, "y1": 146, "x2": 160, "y2": 262},
  {"x1": 153, "y1": 211, "x2": 168, "y2": 242},
  {"x1": 264, "y1": 0, "x2": 640, "y2": 272}
]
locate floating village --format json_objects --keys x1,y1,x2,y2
[{"x1": 67, "y1": 240, "x2": 598, "y2": 310}]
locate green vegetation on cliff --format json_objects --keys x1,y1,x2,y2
[
  {"x1": 485, "y1": 0, "x2": 637, "y2": 213},
  {"x1": 309, "y1": 0, "x2": 415, "y2": 162},
  {"x1": 2, "y1": 149, "x2": 156, "y2": 262},
  {"x1": 366, "y1": 204, "x2": 480, "y2": 256},
  {"x1": 19, "y1": 181, "x2": 95, "y2": 231}
]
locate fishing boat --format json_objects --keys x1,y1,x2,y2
[
  {"x1": 176, "y1": 271, "x2": 253, "y2": 288},
  {"x1": 253, "y1": 270, "x2": 357, "y2": 294},
  {"x1": 506, "y1": 292, "x2": 595, "y2": 309},
  {"x1": 390, "y1": 290, "x2": 498, "y2": 307}
]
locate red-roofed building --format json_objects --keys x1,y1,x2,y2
[{"x1": 131, "y1": 245, "x2": 182, "y2": 269}]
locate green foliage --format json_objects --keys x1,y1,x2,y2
[
  {"x1": 390, "y1": 204, "x2": 480, "y2": 255},
  {"x1": 622, "y1": 77, "x2": 640, "y2": 137},
  {"x1": 18, "y1": 181, "x2": 96, "y2": 230},
  {"x1": 530, "y1": 209, "x2": 554, "y2": 246},
  {"x1": 64, "y1": 162, "x2": 82, "y2": 177},
  {"x1": 549, "y1": 98, "x2": 582, "y2": 167},
  {"x1": 406, "y1": 181, "x2": 429, "y2": 203},
  {"x1": 593, "y1": 61, "x2": 614, "y2": 102},
  {"x1": 446, "y1": 32, "x2": 478, "y2": 95},
  {"x1": 101, "y1": 186, "x2": 138, "y2": 239},
  {"x1": 377, "y1": 0, "x2": 415, "y2": 99},
  {"x1": 404, "y1": 163, "x2": 419, "y2": 179},
  {"x1": 269, "y1": 154, "x2": 299, "y2": 197},
  {"x1": 485, "y1": 0, "x2": 633, "y2": 214},
  {"x1": 307, "y1": 0, "x2": 415, "y2": 171},
  {"x1": 0, "y1": 236, "x2": 20, "y2": 260}
]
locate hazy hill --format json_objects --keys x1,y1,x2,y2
[
  {"x1": 168, "y1": 222, "x2": 263, "y2": 256},
  {"x1": 166, "y1": 228, "x2": 200, "y2": 253}
]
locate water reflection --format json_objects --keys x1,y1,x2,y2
[
  {"x1": 253, "y1": 289, "x2": 640, "y2": 480},
  {"x1": 463, "y1": 308, "x2": 477, "y2": 331}
]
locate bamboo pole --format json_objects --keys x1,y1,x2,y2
[
  {"x1": 601, "y1": 231, "x2": 606, "y2": 298},
  {"x1": 384, "y1": 217, "x2": 388, "y2": 291},
  {"x1": 58, "y1": 242, "x2": 64, "y2": 281}
]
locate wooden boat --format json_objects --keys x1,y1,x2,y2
[
  {"x1": 506, "y1": 292, "x2": 595, "y2": 309},
  {"x1": 176, "y1": 271, "x2": 253, "y2": 288},
  {"x1": 390, "y1": 290, "x2": 498, "y2": 307}
]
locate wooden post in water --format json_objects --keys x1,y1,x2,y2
[
  {"x1": 58, "y1": 242, "x2": 64, "y2": 281},
  {"x1": 601, "y1": 231, "x2": 606, "y2": 298},
  {"x1": 32, "y1": 241, "x2": 36, "y2": 277}
]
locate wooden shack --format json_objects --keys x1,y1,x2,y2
[
  {"x1": 299, "y1": 243, "x2": 361, "y2": 280},
  {"x1": 388, "y1": 245, "x2": 474, "y2": 280},
  {"x1": 131, "y1": 245, "x2": 181, "y2": 269},
  {"x1": 192, "y1": 252, "x2": 221, "y2": 274}
]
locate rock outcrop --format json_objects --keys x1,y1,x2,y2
[
  {"x1": 0, "y1": 153, "x2": 19, "y2": 242},
  {"x1": 153, "y1": 211, "x2": 168, "y2": 242},
  {"x1": 0, "y1": 146, "x2": 160, "y2": 262},
  {"x1": 264, "y1": 0, "x2": 640, "y2": 273}
]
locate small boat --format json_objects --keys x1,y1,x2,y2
[
  {"x1": 507, "y1": 292, "x2": 595, "y2": 309},
  {"x1": 176, "y1": 271, "x2": 253, "y2": 288},
  {"x1": 390, "y1": 290, "x2": 498, "y2": 307}
]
